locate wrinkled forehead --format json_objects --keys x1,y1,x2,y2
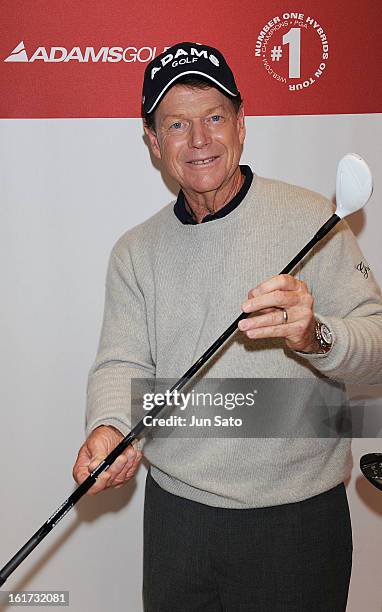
[{"x1": 155, "y1": 83, "x2": 236, "y2": 119}]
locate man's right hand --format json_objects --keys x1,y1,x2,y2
[{"x1": 72, "y1": 425, "x2": 142, "y2": 495}]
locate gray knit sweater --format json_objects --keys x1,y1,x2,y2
[{"x1": 86, "y1": 173, "x2": 382, "y2": 508}]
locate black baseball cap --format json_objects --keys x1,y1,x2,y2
[{"x1": 142, "y1": 42, "x2": 240, "y2": 114}]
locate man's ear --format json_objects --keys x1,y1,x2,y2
[
  {"x1": 237, "y1": 104, "x2": 246, "y2": 145},
  {"x1": 144, "y1": 125, "x2": 162, "y2": 160}
]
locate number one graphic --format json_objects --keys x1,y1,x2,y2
[{"x1": 282, "y1": 27, "x2": 301, "y2": 78}]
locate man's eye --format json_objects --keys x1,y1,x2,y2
[
  {"x1": 170, "y1": 121, "x2": 183, "y2": 129},
  {"x1": 211, "y1": 115, "x2": 222, "y2": 122}
]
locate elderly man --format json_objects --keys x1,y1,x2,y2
[{"x1": 73, "y1": 42, "x2": 382, "y2": 611}]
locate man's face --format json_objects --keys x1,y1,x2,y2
[{"x1": 144, "y1": 85, "x2": 245, "y2": 196}]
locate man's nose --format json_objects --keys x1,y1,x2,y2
[{"x1": 189, "y1": 120, "x2": 211, "y2": 148}]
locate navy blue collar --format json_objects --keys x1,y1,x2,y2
[{"x1": 173, "y1": 165, "x2": 253, "y2": 225}]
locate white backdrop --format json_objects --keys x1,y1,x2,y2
[{"x1": 0, "y1": 113, "x2": 381, "y2": 611}]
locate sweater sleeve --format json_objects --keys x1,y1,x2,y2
[
  {"x1": 295, "y1": 211, "x2": 382, "y2": 385},
  {"x1": 85, "y1": 246, "x2": 155, "y2": 446}
]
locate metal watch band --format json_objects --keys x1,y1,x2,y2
[{"x1": 314, "y1": 319, "x2": 333, "y2": 353}]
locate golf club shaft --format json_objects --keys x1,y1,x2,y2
[{"x1": 0, "y1": 212, "x2": 340, "y2": 587}]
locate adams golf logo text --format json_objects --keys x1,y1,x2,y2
[
  {"x1": 4, "y1": 41, "x2": 168, "y2": 63},
  {"x1": 254, "y1": 12, "x2": 329, "y2": 91}
]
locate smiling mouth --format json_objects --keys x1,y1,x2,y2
[{"x1": 187, "y1": 156, "x2": 219, "y2": 166}]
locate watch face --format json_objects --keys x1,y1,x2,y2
[{"x1": 321, "y1": 324, "x2": 332, "y2": 345}]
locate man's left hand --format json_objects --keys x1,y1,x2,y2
[{"x1": 238, "y1": 274, "x2": 319, "y2": 353}]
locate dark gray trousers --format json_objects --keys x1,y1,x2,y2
[{"x1": 143, "y1": 470, "x2": 352, "y2": 611}]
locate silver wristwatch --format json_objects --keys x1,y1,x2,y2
[{"x1": 315, "y1": 319, "x2": 333, "y2": 353}]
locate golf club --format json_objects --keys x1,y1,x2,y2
[
  {"x1": 0, "y1": 153, "x2": 373, "y2": 587},
  {"x1": 360, "y1": 454, "x2": 382, "y2": 492}
]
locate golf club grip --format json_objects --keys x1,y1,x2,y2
[
  {"x1": 0, "y1": 525, "x2": 51, "y2": 586},
  {"x1": 0, "y1": 430, "x2": 140, "y2": 586},
  {"x1": 0, "y1": 473, "x2": 100, "y2": 586},
  {"x1": 0, "y1": 211, "x2": 341, "y2": 586}
]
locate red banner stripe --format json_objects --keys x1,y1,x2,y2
[{"x1": 1, "y1": 0, "x2": 381, "y2": 118}]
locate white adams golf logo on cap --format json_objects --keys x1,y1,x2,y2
[{"x1": 150, "y1": 46, "x2": 220, "y2": 80}]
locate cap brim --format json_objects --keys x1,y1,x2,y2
[{"x1": 145, "y1": 70, "x2": 238, "y2": 114}]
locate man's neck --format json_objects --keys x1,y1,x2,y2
[{"x1": 183, "y1": 166, "x2": 245, "y2": 224}]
